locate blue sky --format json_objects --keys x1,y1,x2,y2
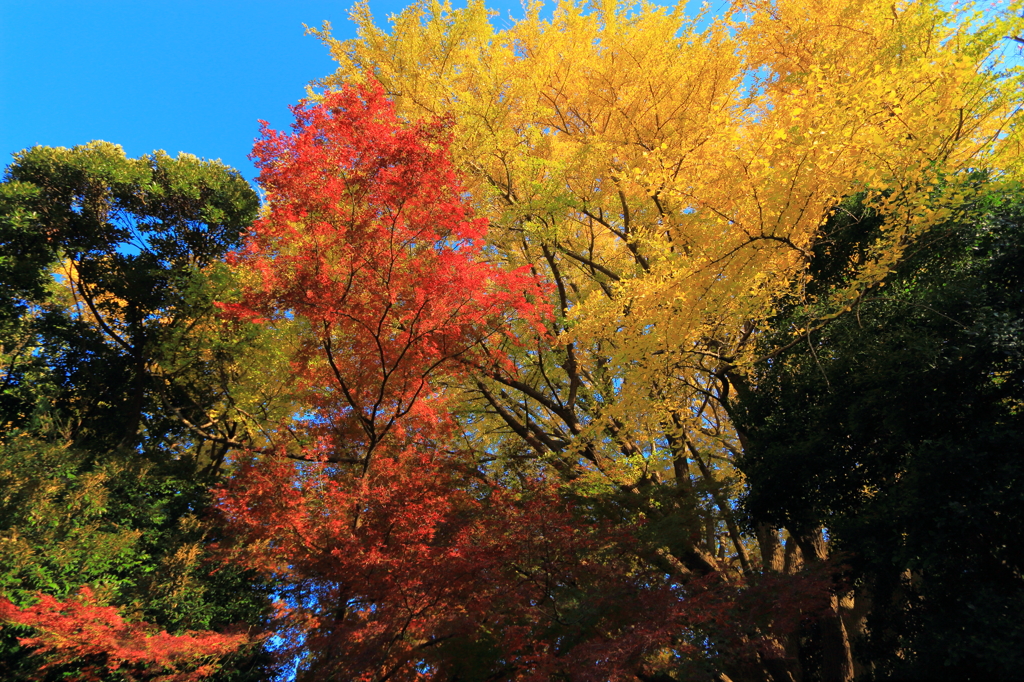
[{"x1": 0, "y1": 0, "x2": 528, "y2": 185}]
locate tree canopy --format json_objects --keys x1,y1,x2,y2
[
  {"x1": 2, "y1": 0, "x2": 1024, "y2": 679},
  {"x1": 735, "y1": 186, "x2": 1024, "y2": 679},
  {"x1": 0, "y1": 142, "x2": 281, "y2": 681}
]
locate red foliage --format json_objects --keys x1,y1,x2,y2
[
  {"x1": 219, "y1": 456, "x2": 664, "y2": 679},
  {"x1": 0, "y1": 587, "x2": 248, "y2": 682},
  {"x1": 221, "y1": 80, "x2": 548, "y2": 462}
]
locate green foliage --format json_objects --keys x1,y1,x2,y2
[
  {"x1": 735, "y1": 183, "x2": 1024, "y2": 679},
  {"x1": 0, "y1": 141, "x2": 261, "y2": 450},
  {"x1": 0, "y1": 143, "x2": 279, "y2": 680}
]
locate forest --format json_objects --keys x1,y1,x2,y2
[{"x1": 1, "y1": 0, "x2": 1023, "y2": 680}]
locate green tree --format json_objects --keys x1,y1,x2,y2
[
  {"x1": 734, "y1": 183, "x2": 1024, "y2": 679},
  {"x1": 0, "y1": 142, "x2": 287, "y2": 680}
]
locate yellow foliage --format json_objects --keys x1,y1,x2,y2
[{"x1": 311, "y1": 0, "x2": 1023, "y2": 493}]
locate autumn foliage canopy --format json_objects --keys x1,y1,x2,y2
[
  {"x1": 3, "y1": 0, "x2": 1024, "y2": 679},
  {"x1": 212, "y1": 80, "x2": 814, "y2": 681}
]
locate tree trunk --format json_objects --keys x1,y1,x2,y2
[
  {"x1": 796, "y1": 529, "x2": 854, "y2": 682},
  {"x1": 756, "y1": 523, "x2": 785, "y2": 573}
]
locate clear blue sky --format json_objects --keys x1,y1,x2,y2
[{"x1": 0, "y1": 0, "x2": 529, "y2": 185}]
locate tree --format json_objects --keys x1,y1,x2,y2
[
  {"x1": 300, "y1": 0, "x2": 1024, "y2": 679},
  {"x1": 0, "y1": 142, "x2": 282, "y2": 680},
  {"x1": 733, "y1": 184, "x2": 1024, "y2": 679}
]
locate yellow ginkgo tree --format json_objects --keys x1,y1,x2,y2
[{"x1": 301, "y1": 0, "x2": 1024, "y2": 678}]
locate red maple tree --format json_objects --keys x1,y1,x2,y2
[
  {"x1": 216, "y1": 80, "x2": 568, "y2": 678},
  {"x1": 219, "y1": 80, "x2": 547, "y2": 465}
]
